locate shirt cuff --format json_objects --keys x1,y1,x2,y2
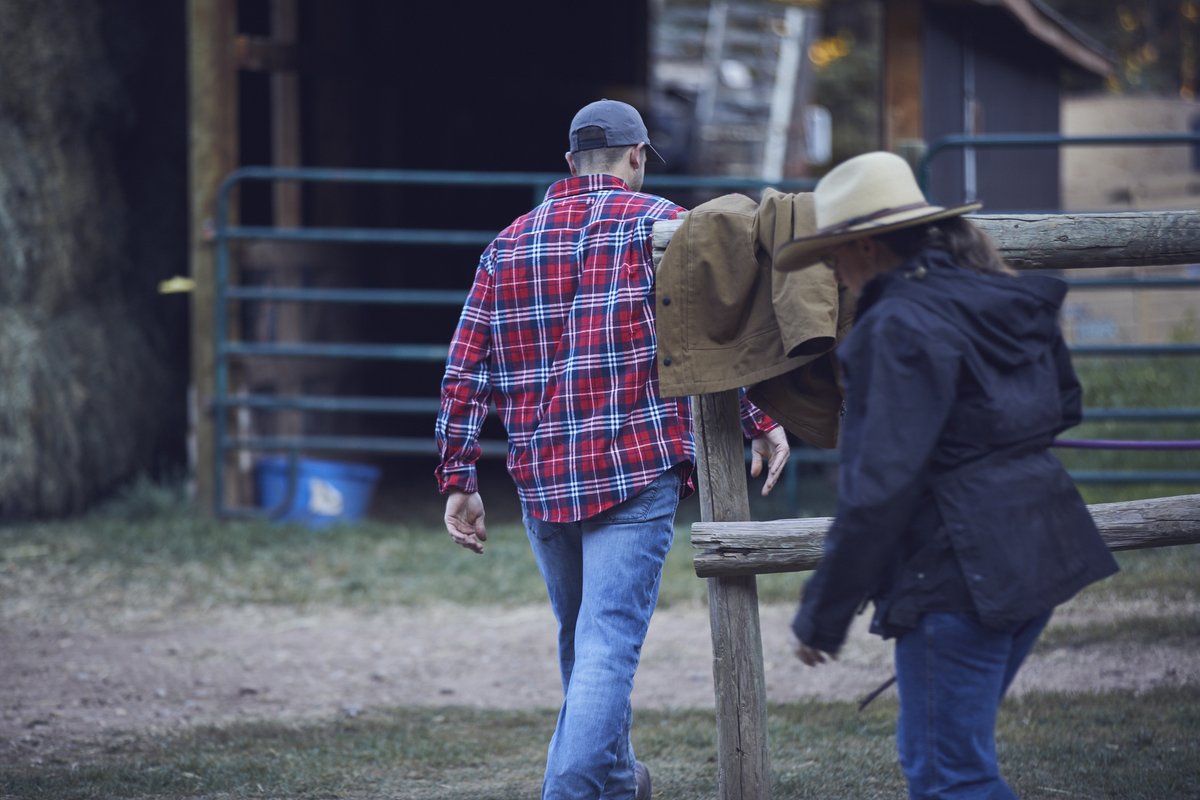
[
  {"x1": 436, "y1": 462, "x2": 478, "y2": 495},
  {"x1": 743, "y1": 410, "x2": 779, "y2": 439}
]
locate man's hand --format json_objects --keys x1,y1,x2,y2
[
  {"x1": 750, "y1": 425, "x2": 790, "y2": 496},
  {"x1": 792, "y1": 637, "x2": 837, "y2": 667},
  {"x1": 444, "y1": 491, "x2": 487, "y2": 554}
]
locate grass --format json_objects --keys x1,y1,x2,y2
[
  {"x1": 3, "y1": 691, "x2": 1198, "y2": 799},
  {"x1": 1036, "y1": 610, "x2": 1200, "y2": 649},
  {"x1": 1, "y1": 477, "x2": 1198, "y2": 798},
  {"x1": 2, "y1": 477, "x2": 1197, "y2": 622},
  {"x1": 1066, "y1": 356, "x2": 1200, "y2": 504}
]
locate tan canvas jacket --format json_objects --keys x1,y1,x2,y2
[{"x1": 655, "y1": 189, "x2": 852, "y2": 449}]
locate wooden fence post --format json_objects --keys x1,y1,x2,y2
[
  {"x1": 188, "y1": 0, "x2": 238, "y2": 514},
  {"x1": 692, "y1": 390, "x2": 770, "y2": 800}
]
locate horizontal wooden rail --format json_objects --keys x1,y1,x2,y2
[
  {"x1": 692, "y1": 493, "x2": 1200, "y2": 578},
  {"x1": 653, "y1": 209, "x2": 1200, "y2": 270}
]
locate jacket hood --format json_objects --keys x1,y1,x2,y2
[{"x1": 857, "y1": 249, "x2": 1067, "y2": 370}]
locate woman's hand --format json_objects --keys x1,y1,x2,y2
[{"x1": 792, "y1": 636, "x2": 837, "y2": 667}]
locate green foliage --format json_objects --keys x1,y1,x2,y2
[{"x1": 1042, "y1": 0, "x2": 1200, "y2": 96}]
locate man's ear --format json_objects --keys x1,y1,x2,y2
[
  {"x1": 628, "y1": 144, "x2": 644, "y2": 170},
  {"x1": 565, "y1": 151, "x2": 578, "y2": 176}
]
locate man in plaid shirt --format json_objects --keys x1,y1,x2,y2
[{"x1": 436, "y1": 99, "x2": 790, "y2": 800}]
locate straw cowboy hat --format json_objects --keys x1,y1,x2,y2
[{"x1": 774, "y1": 151, "x2": 981, "y2": 272}]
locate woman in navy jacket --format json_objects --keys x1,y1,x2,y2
[{"x1": 775, "y1": 152, "x2": 1118, "y2": 799}]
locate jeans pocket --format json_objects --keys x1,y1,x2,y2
[
  {"x1": 524, "y1": 511, "x2": 567, "y2": 542},
  {"x1": 594, "y1": 468, "x2": 681, "y2": 524}
]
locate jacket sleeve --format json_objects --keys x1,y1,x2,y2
[
  {"x1": 435, "y1": 250, "x2": 496, "y2": 494},
  {"x1": 1052, "y1": 328, "x2": 1083, "y2": 432},
  {"x1": 791, "y1": 307, "x2": 960, "y2": 653}
]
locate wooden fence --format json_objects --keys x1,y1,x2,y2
[{"x1": 652, "y1": 209, "x2": 1200, "y2": 800}]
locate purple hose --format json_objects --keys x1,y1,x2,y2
[{"x1": 1053, "y1": 439, "x2": 1200, "y2": 450}]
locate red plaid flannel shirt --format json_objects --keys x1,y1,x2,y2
[{"x1": 436, "y1": 174, "x2": 775, "y2": 522}]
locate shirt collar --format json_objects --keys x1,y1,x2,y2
[{"x1": 544, "y1": 173, "x2": 631, "y2": 202}]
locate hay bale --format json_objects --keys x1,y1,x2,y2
[
  {"x1": 0, "y1": 306, "x2": 172, "y2": 518},
  {"x1": 0, "y1": 0, "x2": 187, "y2": 519}
]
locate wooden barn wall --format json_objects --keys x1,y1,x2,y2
[{"x1": 922, "y1": 6, "x2": 1061, "y2": 211}]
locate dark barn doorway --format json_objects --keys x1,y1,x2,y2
[{"x1": 220, "y1": 1, "x2": 656, "y2": 518}]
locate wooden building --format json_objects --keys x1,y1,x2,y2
[{"x1": 883, "y1": 0, "x2": 1111, "y2": 210}]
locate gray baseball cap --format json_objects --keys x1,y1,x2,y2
[{"x1": 568, "y1": 99, "x2": 665, "y2": 163}]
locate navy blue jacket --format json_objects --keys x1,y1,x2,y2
[{"x1": 792, "y1": 249, "x2": 1118, "y2": 652}]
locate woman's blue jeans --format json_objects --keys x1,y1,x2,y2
[
  {"x1": 895, "y1": 610, "x2": 1052, "y2": 799},
  {"x1": 524, "y1": 467, "x2": 680, "y2": 800}
]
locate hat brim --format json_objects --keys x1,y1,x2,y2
[{"x1": 774, "y1": 202, "x2": 982, "y2": 273}]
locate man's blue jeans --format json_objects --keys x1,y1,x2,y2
[
  {"x1": 895, "y1": 610, "x2": 1052, "y2": 799},
  {"x1": 523, "y1": 467, "x2": 680, "y2": 800}
]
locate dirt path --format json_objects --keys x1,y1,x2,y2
[{"x1": 3, "y1": 596, "x2": 1197, "y2": 766}]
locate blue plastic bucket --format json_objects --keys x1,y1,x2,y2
[{"x1": 254, "y1": 456, "x2": 381, "y2": 529}]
